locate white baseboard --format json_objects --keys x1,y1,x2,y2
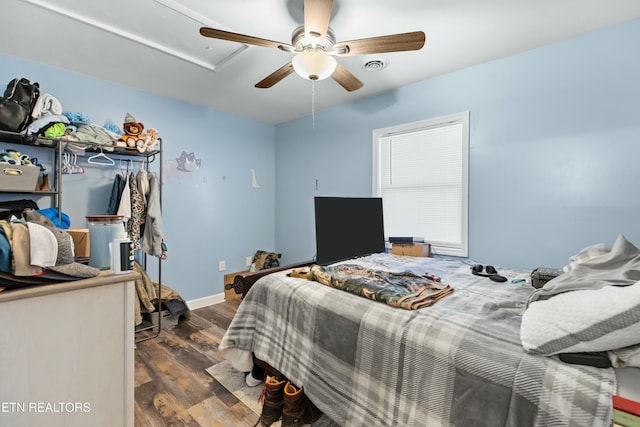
[{"x1": 187, "y1": 293, "x2": 225, "y2": 310}]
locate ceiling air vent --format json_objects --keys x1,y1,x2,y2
[{"x1": 362, "y1": 59, "x2": 388, "y2": 72}]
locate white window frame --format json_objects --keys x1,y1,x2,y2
[{"x1": 372, "y1": 111, "x2": 469, "y2": 257}]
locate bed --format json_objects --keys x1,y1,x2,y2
[{"x1": 219, "y1": 248, "x2": 639, "y2": 426}]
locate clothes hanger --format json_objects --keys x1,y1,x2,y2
[
  {"x1": 71, "y1": 152, "x2": 84, "y2": 174},
  {"x1": 87, "y1": 146, "x2": 115, "y2": 166},
  {"x1": 62, "y1": 152, "x2": 73, "y2": 174}
]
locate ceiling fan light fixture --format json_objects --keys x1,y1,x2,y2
[
  {"x1": 292, "y1": 49, "x2": 337, "y2": 81},
  {"x1": 199, "y1": 0, "x2": 425, "y2": 92},
  {"x1": 291, "y1": 26, "x2": 336, "y2": 51}
]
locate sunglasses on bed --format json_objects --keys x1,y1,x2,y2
[{"x1": 471, "y1": 264, "x2": 507, "y2": 282}]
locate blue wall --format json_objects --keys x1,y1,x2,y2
[
  {"x1": 0, "y1": 54, "x2": 276, "y2": 301},
  {"x1": 275, "y1": 18, "x2": 640, "y2": 271}
]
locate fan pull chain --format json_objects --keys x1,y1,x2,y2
[{"x1": 311, "y1": 80, "x2": 316, "y2": 129}]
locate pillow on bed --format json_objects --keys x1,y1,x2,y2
[{"x1": 520, "y1": 280, "x2": 640, "y2": 355}]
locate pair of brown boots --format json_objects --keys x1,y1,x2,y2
[
  {"x1": 256, "y1": 376, "x2": 322, "y2": 427},
  {"x1": 34, "y1": 173, "x2": 49, "y2": 191}
]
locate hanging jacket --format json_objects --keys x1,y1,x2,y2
[
  {"x1": 127, "y1": 172, "x2": 144, "y2": 250},
  {"x1": 108, "y1": 173, "x2": 126, "y2": 215},
  {"x1": 141, "y1": 171, "x2": 163, "y2": 257},
  {"x1": 116, "y1": 173, "x2": 131, "y2": 222}
]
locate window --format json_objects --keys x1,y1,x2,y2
[{"x1": 372, "y1": 111, "x2": 469, "y2": 257}]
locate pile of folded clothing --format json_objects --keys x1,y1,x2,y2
[{"x1": 0, "y1": 210, "x2": 100, "y2": 289}]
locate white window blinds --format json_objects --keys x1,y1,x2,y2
[{"x1": 373, "y1": 112, "x2": 469, "y2": 256}]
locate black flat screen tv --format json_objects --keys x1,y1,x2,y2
[{"x1": 314, "y1": 196, "x2": 386, "y2": 265}]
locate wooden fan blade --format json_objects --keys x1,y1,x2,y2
[
  {"x1": 334, "y1": 31, "x2": 426, "y2": 56},
  {"x1": 200, "y1": 27, "x2": 292, "y2": 50},
  {"x1": 304, "y1": 0, "x2": 333, "y2": 41},
  {"x1": 332, "y1": 63, "x2": 363, "y2": 92},
  {"x1": 255, "y1": 62, "x2": 295, "y2": 89}
]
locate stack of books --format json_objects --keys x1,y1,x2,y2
[
  {"x1": 388, "y1": 237, "x2": 425, "y2": 244},
  {"x1": 613, "y1": 395, "x2": 640, "y2": 427}
]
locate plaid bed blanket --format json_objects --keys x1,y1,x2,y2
[{"x1": 219, "y1": 254, "x2": 615, "y2": 426}]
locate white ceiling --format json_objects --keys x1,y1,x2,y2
[{"x1": 3, "y1": 0, "x2": 640, "y2": 125}]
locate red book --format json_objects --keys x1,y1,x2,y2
[{"x1": 613, "y1": 395, "x2": 640, "y2": 417}]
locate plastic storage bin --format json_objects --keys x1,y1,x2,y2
[{"x1": 87, "y1": 215, "x2": 126, "y2": 269}]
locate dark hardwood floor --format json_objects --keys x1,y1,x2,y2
[{"x1": 134, "y1": 299, "x2": 260, "y2": 427}]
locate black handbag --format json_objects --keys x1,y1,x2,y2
[{"x1": 0, "y1": 78, "x2": 40, "y2": 132}]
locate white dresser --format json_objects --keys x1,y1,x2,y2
[{"x1": 0, "y1": 271, "x2": 139, "y2": 427}]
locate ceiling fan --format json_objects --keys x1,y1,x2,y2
[{"x1": 199, "y1": 0, "x2": 425, "y2": 92}]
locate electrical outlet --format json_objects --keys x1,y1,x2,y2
[
  {"x1": 246, "y1": 256, "x2": 252, "y2": 267},
  {"x1": 218, "y1": 260, "x2": 226, "y2": 271}
]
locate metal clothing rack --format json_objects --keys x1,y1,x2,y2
[
  {"x1": 133, "y1": 142, "x2": 163, "y2": 343},
  {"x1": 67, "y1": 139, "x2": 165, "y2": 342},
  {"x1": 74, "y1": 141, "x2": 164, "y2": 342}
]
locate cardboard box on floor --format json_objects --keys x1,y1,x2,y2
[
  {"x1": 66, "y1": 228, "x2": 90, "y2": 258},
  {"x1": 392, "y1": 243, "x2": 432, "y2": 257},
  {"x1": 224, "y1": 270, "x2": 248, "y2": 300}
]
